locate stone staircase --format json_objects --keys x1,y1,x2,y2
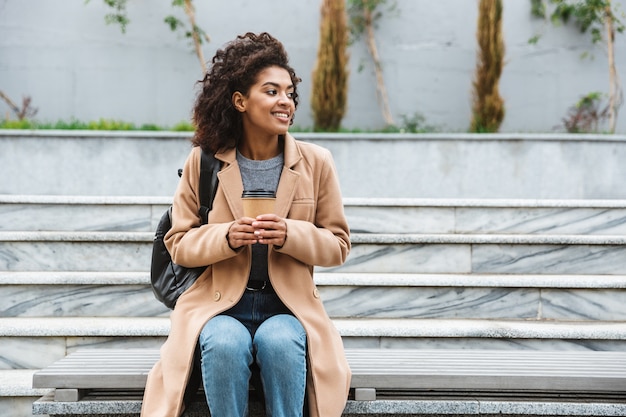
[{"x1": 1, "y1": 195, "x2": 626, "y2": 416}]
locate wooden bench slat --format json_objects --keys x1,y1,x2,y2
[
  {"x1": 350, "y1": 375, "x2": 626, "y2": 392},
  {"x1": 36, "y1": 376, "x2": 148, "y2": 390},
  {"x1": 32, "y1": 349, "x2": 626, "y2": 396}
]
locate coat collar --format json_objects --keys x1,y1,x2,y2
[{"x1": 214, "y1": 133, "x2": 302, "y2": 219}]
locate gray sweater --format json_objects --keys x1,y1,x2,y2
[{"x1": 236, "y1": 151, "x2": 284, "y2": 285}]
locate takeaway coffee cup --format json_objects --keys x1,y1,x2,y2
[{"x1": 242, "y1": 190, "x2": 276, "y2": 218}]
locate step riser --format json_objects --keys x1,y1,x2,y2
[
  {"x1": 0, "y1": 399, "x2": 36, "y2": 417},
  {"x1": 4, "y1": 203, "x2": 626, "y2": 235},
  {"x1": 3, "y1": 285, "x2": 625, "y2": 322},
  {"x1": 2, "y1": 285, "x2": 169, "y2": 318},
  {"x1": 333, "y1": 243, "x2": 626, "y2": 275},
  {"x1": 0, "y1": 203, "x2": 167, "y2": 232},
  {"x1": 350, "y1": 206, "x2": 626, "y2": 235},
  {"x1": 3, "y1": 132, "x2": 626, "y2": 199},
  {"x1": 4, "y1": 242, "x2": 626, "y2": 274},
  {"x1": 473, "y1": 244, "x2": 626, "y2": 275},
  {"x1": 0, "y1": 336, "x2": 167, "y2": 370},
  {"x1": 454, "y1": 207, "x2": 626, "y2": 235},
  {"x1": 0, "y1": 241, "x2": 151, "y2": 271},
  {"x1": 321, "y1": 287, "x2": 626, "y2": 321},
  {"x1": 18, "y1": 202, "x2": 302, "y2": 232}
]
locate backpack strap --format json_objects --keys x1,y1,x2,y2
[{"x1": 198, "y1": 149, "x2": 220, "y2": 224}]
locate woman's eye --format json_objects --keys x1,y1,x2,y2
[
  {"x1": 287, "y1": 92, "x2": 294, "y2": 99},
  {"x1": 267, "y1": 89, "x2": 277, "y2": 95}
]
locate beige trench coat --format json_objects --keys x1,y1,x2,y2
[{"x1": 141, "y1": 134, "x2": 351, "y2": 417}]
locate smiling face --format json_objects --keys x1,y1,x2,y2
[{"x1": 233, "y1": 65, "x2": 296, "y2": 143}]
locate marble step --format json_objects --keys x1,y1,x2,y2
[
  {"x1": 3, "y1": 195, "x2": 626, "y2": 235},
  {"x1": 1, "y1": 231, "x2": 625, "y2": 274},
  {"x1": 0, "y1": 369, "x2": 47, "y2": 397},
  {"x1": 0, "y1": 195, "x2": 168, "y2": 232},
  {"x1": 348, "y1": 198, "x2": 626, "y2": 235},
  {"x1": 319, "y1": 273, "x2": 626, "y2": 321},
  {"x1": 2, "y1": 271, "x2": 625, "y2": 321},
  {"x1": 0, "y1": 370, "x2": 48, "y2": 417},
  {"x1": 332, "y1": 234, "x2": 626, "y2": 275},
  {"x1": 2, "y1": 317, "x2": 625, "y2": 371}
]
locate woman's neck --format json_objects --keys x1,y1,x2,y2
[{"x1": 238, "y1": 135, "x2": 283, "y2": 160}]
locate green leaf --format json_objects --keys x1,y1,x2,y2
[
  {"x1": 164, "y1": 15, "x2": 183, "y2": 31},
  {"x1": 530, "y1": 0, "x2": 546, "y2": 18}
]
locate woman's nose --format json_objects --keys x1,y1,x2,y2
[{"x1": 277, "y1": 92, "x2": 290, "y2": 104}]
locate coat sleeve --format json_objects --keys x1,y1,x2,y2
[
  {"x1": 275, "y1": 148, "x2": 350, "y2": 267},
  {"x1": 164, "y1": 147, "x2": 237, "y2": 268}
]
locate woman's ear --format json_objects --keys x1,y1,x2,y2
[{"x1": 232, "y1": 91, "x2": 246, "y2": 113}]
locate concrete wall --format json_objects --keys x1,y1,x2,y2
[
  {"x1": 1, "y1": 0, "x2": 626, "y2": 133},
  {"x1": 3, "y1": 130, "x2": 626, "y2": 199}
]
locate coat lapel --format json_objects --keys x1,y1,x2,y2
[
  {"x1": 215, "y1": 148, "x2": 244, "y2": 219},
  {"x1": 275, "y1": 134, "x2": 302, "y2": 218}
]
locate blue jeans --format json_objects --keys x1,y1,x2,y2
[{"x1": 199, "y1": 289, "x2": 307, "y2": 417}]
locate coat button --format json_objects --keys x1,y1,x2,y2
[
  {"x1": 213, "y1": 291, "x2": 221, "y2": 301},
  {"x1": 313, "y1": 288, "x2": 320, "y2": 298}
]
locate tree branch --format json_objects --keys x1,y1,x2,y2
[
  {"x1": 183, "y1": 0, "x2": 207, "y2": 74},
  {"x1": 363, "y1": 6, "x2": 394, "y2": 126},
  {"x1": 0, "y1": 90, "x2": 21, "y2": 117}
]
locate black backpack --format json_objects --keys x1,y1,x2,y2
[{"x1": 150, "y1": 150, "x2": 220, "y2": 309}]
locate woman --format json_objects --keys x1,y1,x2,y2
[{"x1": 141, "y1": 32, "x2": 351, "y2": 417}]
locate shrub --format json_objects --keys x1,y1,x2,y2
[
  {"x1": 470, "y1": 0, "x2": 505, "y2": 133},
  {"x1": 311, "y1": 0, "x2": 350, "y2": 132}
]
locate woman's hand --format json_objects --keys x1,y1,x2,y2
[
  {"x1": 227, "y1": 214, "x2": 287, "y2": 249},
  {"x1": 226, "y1": 217, "x2": 258, "y2": 249},
  {"x1": 252, "y1": 214, "x2": 288, "y2": 247}
]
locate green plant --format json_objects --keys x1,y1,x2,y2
[
  {"x1": 87, "y1": 0, "x2": 209, "y2": 73},
  {"x1": 311, "y1": 0, "x2": 350, "y2": 132},
  {"x1": 0, "y1": 118, "x2": 196, "y2": 131},
  {"x1": 347, "y1": 0, "x2": 397, "y2": 126},
  {"x1": 470, "y1": 0, "x2": 505, "y2": 133},
  {"x1": 563, "y1": 91, "x2": 609, "y2": 132},
  {"x1": 399, "y1": 112, "x2": 437, "y2": 133},
  {"x1": 85, "y1": 0, "x2": 130, "y2": 32},
  {"x1": 0, "y1": 119, "x2": 35, "y2": 129},
  {"x1": 170, "y1": 120, "x2": 195, "y2": 131},
  {"x1": 530, "y1": 0, "x2": 624, "y2": 133},
  {"x1": 531, "y1": 0, "x2": 547, "y2": 17},
  {"x1": 89, "y1": 119, "x2": 135, "y2": 130},
  {"x1": 164, "y1": 0, "x2": 210, "y2": 73},
  {"x1": 48, "y1": 119, "x2": 92, "y2": 130}
]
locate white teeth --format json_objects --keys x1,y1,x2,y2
[{"x1": 274, "y1": 113, "x2": 289, "y2": 118}]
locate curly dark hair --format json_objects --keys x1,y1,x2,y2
[{"x1": 191, "y1": 32, "x2": 301, "y2": 153}]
